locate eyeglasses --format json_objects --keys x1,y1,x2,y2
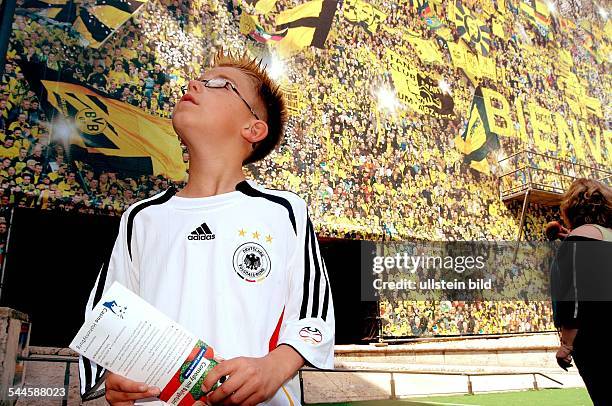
[{"x1": 182, "y1": 77, "x2": 260, "y2": 120}]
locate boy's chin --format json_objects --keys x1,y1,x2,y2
[{"x1": 171, "y1": 113, "x2": 199, "y2": 135}]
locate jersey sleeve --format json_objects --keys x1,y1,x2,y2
[
  {"x1": 277, "y1": 202, "x2": 335, "y2": 369},
  {"x1": 78, "y1": 211, "x2": 140, "y2": 400}
]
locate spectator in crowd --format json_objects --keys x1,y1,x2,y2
[{"x1": 87, "y1": 65, "x2": 108, "y2": 90}]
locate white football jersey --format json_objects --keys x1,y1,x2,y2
[{"x1": 78, "y1": 180, "x2": 335, "y2": 405}]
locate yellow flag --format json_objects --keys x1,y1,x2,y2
[
  {"x1": 454, "y1": 87, "x2": 499, "y2": 174},
  {"x1": 255, "y1": 0, "x2": 278, "y2": 14},
  {"x1": 478, "y1": 56, "x2": 496, "y2": 80},
  {"x1": 279, "y1": 83, "x2": 304, "y2": 115},
  {"x1": 453, "y1": 0, "x2": 492, "y2": 56},
  {"x1": 492, "y1": 18, "x2": 505, "y2": 38},
  {"x1": 274, "y1": 0, "x2": 338, "y2": 57},
  {"x1": 41, "y1": 80, "x2": 185, "y2": 180},
  {"x1": 605, "y1": 20, "x2": 612, "y2": 39},
  {"x1": 239, "y1": 12, "x2": 258, "y2": 34},
  {"x1": 24, "y1": 0, "x2": 148, "y2": 48},
  {"x1": 405, "y1": 36, "x2": 443, "y2": 64},
  {"x1": 89, "y1": 5, "x2": 132, "y2": 29},
  {"x1": 447, "y1": 41, "x2": 466, "y2": 69},
  {"x1": 343, "y1": 0, "x2": 387, "y2": 33},
  {"x1": 276, "y1": 0, "x2": 324, "y2": 22},
  {"x1": 274, "y1": 27, "x2": 317, "y2": 57}
]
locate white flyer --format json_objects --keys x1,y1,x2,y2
[{"x1": 70, "y1": 282, "x2": 224, "y2": 405}]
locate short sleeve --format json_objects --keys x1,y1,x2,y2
[{"x1": 276, "y1": 202, "x2": 335, "y2": 369}]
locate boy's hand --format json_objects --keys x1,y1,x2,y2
[
  {"x1": 202, "y1": 356, "x2": 279, "y2": 406},
  {"x1": 203, "y1": 345, "x2": 304, "y2": 406},
  {"x1": 105, "y1": 372, "x2": 161, "y2": 406}
]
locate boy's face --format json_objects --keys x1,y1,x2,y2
[{"x1": 172, "y1": 66, "x2": 265, "y2": 156}]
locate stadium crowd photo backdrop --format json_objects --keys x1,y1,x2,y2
[{"x1": 0, "y1": 0, "x2": 610, "y2": 338}]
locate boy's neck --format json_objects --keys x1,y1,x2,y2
[{"x1": 178, "y1": 155, "x2": 246, "y2": 198}]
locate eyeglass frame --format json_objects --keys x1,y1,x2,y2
[{"x1": 183, "y1": 77, "x2": 261, "y2": 121}]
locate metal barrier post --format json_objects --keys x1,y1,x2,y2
[
  {"x1": 389, "y1": 372, "x2": 396, "y2": 400},
  {"x1": 62, "y1": 361, "x2": 71, "y2": 406},
  {"x1": 532, "y1": 373, "x2": 539, "y2": 391},
  {"x1": 467, "y1": 374, "x2": 473, "y2": 395},
  {"x1": 299, "y1": 370, "x2": 305, "y2": 405}
]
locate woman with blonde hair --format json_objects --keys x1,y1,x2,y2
[{"x1": 552, "y1": 178, "x2": 612, "y2": 405}]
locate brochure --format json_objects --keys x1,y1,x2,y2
[{"x1": 70, "y1": 281, "x2": 225, "y2": 405}]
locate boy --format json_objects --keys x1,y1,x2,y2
[{"x1": 79, "y1": 52, "x2": 335, "y2": 405}]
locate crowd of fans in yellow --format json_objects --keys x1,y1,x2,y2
[{"x1": 0, "y1": 0, "x2": 609, "y2": 336}]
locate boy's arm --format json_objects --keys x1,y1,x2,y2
[{"x1": 274, "y1": 212, "x2": 335, "y2": 370}]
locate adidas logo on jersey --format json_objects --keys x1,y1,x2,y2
[{"x1": 188, "y1": 223, "x2": 216, "y2": 240}]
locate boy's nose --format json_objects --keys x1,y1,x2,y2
[{"x1": 188, "y1": 80, "x2": 204, "y2": 93}]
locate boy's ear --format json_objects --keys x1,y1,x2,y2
[{"x1": 242, "y1": 121, "x2": 268, "y2": 145}]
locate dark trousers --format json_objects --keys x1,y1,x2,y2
[{"x1": 573, "y1": 331, "x2": 609, "y2": 405}]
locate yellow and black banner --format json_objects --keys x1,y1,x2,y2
[
  {"x1": 447, "y1": 39, "x2": 497, "y2": 83},
  {"x1": 343, "y1": 0, "x2": 387, "y2": 34},
  {"x1": 520, "y1": 0, "x2": 551, "y2": 37},
  {"x1": 242, "y1": 0, "x2": 278, "y2": 14},
  {"x1": 454, "y1": 87, "x2": 500, "y2": 174},
  {"x1": 405, "y1": 36, "x2": 443, "y2": 64},
  {"x1": 41, "y1": 80, "x2": 185, "y2": 180},
  {"x1": 279, "y1": 83, "x2": 304, "y2": 115},
  {"x1": 453, "y1": 0, "x2": 492, "y2": 56},
  {"x1": 386, "y1": 49, "x2": 454, "y2": 119},
  {"x1": 274, "y1": 0, "x2": 338, "y2": 57},
  {"x1": 20, "y1": 0, "x2": 147, "y2": 48}
]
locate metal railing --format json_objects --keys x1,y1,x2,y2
[
  {"x1": 298, "y1": 367, "x2": 563, "y2": 404},
  {"x1": 16, "y1": 355, "x2": 78, "y2": 406},
  {"x1": 498, "y1": 150, "x2": 612, "y2": 201},
  {"x1": 499, "y1": 166, "x2": 577, "y2": 198}
]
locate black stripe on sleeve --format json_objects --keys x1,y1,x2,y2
[
  {"x1": 81, "y1": 361, "x2": 106, "y2": 401},
  {"x1": 321, "y1": 260, "x2": 330, "y2": 321},
  {"x1": 94, "y1": 364, "x2": 105, "y2": 386},
  {"x1": 235, "y1": 181, "x2": 297, "y2": 235},
  {"x1": 82, "y1": 261, "x2": 110, "y2": 398},
  {"x1": 308, "y1": 218, "x2": 331, "y2": 320},
  {"x1": 308, "y1": 219, "x2": 322, "y2": 318},
  {"x1": 92, "y1": 261, "x2": 110, "y2": 308},
  {"x1": 300, "y1": 218, "x2": 312, "y2": 319},
  {"x1": 126, "y1": 187, "x2": 176, "y2": 261},
  {"x1": 82, "y1": 357, "x2": 93, "y2": 393}
]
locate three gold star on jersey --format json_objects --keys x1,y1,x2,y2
[{"x1": 238, "y1": 228, "x2": 273, "y2": 243}]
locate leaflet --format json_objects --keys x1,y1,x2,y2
[{"x1": 70, "y1": 282, "x2": 224, "y2": 405}]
